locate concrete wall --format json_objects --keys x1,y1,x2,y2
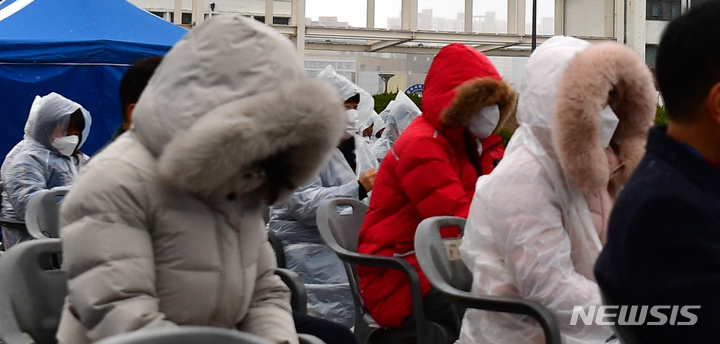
[
  {"x1": 646, "y1": 20, "x2": 668, "y2": 45},
  {"x1": 564, "y1": 0, "x2": 607, "y2": 37}
]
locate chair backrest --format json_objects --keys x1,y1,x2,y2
[
  {"x1": 414, "y1": 216, "x2": 472, "y2": 292},
  {"x1": 0, "y1": 239, "x2": 67, "y2": 344},
  {"x1": 25, "y1": 187, "x2": 70, "y2": 239},
  {"x1": 317, "y1": 198, "x2": 367, "y2": 252},
  {"x1": 94, "y1": 327, "x2": 275, "y2": 344},
  {"x1": 316, "y1": 198, "x2": 369, "y2": 318}
]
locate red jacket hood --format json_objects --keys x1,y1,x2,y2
[{"x1": 421, "y1": 43, "x2": 502, "y2": 130}]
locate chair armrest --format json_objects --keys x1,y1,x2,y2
[
  {"x1": 267, "y1": 231, "x2": 286, "y2": 269},
  {"x1": 332, "y1": 250, "x2": 429, "y2": 330},
  {"x1": 275, "y1": 268, "x2": 307, "y2": 314},
  {"x1": 443, "y1": 288, "x2": 562, "y2": 344}
]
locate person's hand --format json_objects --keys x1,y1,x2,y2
[{"x1": 358, "y1": 168, "x2": 377, "y2": 192}]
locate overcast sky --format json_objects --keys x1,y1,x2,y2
[{"x1": 305, "y1": 0, "x2": 556, "y2": 28}]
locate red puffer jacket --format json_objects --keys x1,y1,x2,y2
[{"x1": 357, "y1": 43, "x2": 517, "y2": 327}]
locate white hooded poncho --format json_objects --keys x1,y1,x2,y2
[
  {"x1": 371, "y1": 91, "x2": 421, "y2": 162},
  {"x1": 1, "y1": 92, "x2": 91, "y2": 246},
  {"x1": 458, "y1": 36, "x2": 652, "y2": 344}
]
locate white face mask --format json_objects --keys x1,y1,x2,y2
[
  {"x1": 468, "y1": 105, "x2": 500, "y2": 139},
  {"x1": 599, "y1": 105, "x2": 619, "y2": 148},
  {"x1": 345, "y1": 109, "x2": 359, "y2": 139},
  {"x1": 52, "y1": 135, "x2": 79, "y2": 157}
]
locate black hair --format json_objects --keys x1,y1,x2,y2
[
  {"x1": 119, "y1": 56, "x2": 163, "y2": 123},
  {"x1": 68, "y1": 109, "x2": 85, "y2": 157},
  {"x1": 67, "y1": 109, "x2": 85, "y2": 135},
  {"x1": 656, "y1": 0, "x2": 720, "y2": 122},
  {"x1": 344, "y1": 93, "x2": 360, "y2": 105}
]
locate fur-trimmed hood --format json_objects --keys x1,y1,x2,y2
[
  {"x1": 422, "y1": 43, "x2": 517, "y2": 133},
  {"x1": 131, "y1": 15, "x2": 345, "y2": 203},
  {"x1": 554, "y1": 42, "x2": 656, "y2": 196}
]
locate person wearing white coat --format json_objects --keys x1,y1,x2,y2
[{"x1": 458, "y1": 36, "x2": 657, "y2": 344}]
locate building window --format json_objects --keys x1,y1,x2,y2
[
  {"x1": 150, "y1": 11, "x2": 164, "y2": 18},
  {"x1": 646, "y1": 44, "x2": 659, "y2": 70},
  {"x1": 647, "y1": 0, "x2": 681, "y2": 21},
  {"x1": 182, "y1": 13, "x2": 192, "y2": 24},
  {"x1": 273, "y1": 17, "x2": 290, "y2": 25}
]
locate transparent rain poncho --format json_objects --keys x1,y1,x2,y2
[
  {"x1": 458, "y1": 37, "x2": 616, "y2": 344},
  {"x1": 371, "y1": 92, "x2": 421, "y2": 162},
  {"x1": 317, "y1": 65, "x2": 384, "y2": 142},
  {"x1": 269, "y1": 134, "x2": 378, "y2": 328},
  {"x1": 1, "y1": 92, "x2": 91, "y2": 246}
]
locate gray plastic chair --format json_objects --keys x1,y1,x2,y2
[
  {"x1": 600, "y1": 292, "x2": 641, "y2": 344},
  {"x1": 0, "y1": 239, "x2": 66, "y2": 344},
  {"x1": 25, "y1": 187, "x2": 70, "y2": 239},
  {"x1": 414, "y1": 216, "x2": 563, "y2": 344},
  {"x1": 94, "y1": 327, "x2": 274, "y2": 344},
  {"x1": 317, "y1": 198, "x2": 453, "y2": 344},
  {"x1": 95, "y1": 327, "x2": 325, "y2": 344}
]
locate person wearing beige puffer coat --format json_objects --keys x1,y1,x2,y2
[{"x1": 56, "y1": 15, "x2": 346, "y2": 344}]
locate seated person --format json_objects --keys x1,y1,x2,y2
[
  {"x1": 57, "y1": 16, "x2": 346, "y2": 344},
  {"x1": 357, "y1": 43, "x2": 515, "y2": 339},
  {"x1": 371, "y1": 91, "x2": 421, "y2": 163},
  {"x1": 596, "y1": 2, "x2": 720, "y2": 342},
  {"x1": 458, "y1": 37, "x2": 656, "y2": 344},
  {"x1": 269, "y1": 90, "x2": 378, "y2": 328},
  {"x1": 97, "y1": 55, "x2": 163, "y2": 153},
  {"x1": 1, "y1": 92, "x2": 91, "y2": 248}
]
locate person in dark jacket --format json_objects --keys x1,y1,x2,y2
[
  {"x1": 595, "y1": 2, "x2": 720, "y2": 343},
  {"x1": 96, "y1": 56, "x2": 163, "y2": 153}
]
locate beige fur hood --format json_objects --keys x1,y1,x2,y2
[
  {"x1": 554, "y1": 42, "x2": 656, "y2": 196},
  {"x1": 130, "y1": 16, "x2": 346, "y2": 203}
]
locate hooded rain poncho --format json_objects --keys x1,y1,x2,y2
[
  {"x1": 1, "y1": 92, "x2": 91, "y2": 247},
  {"x1": 371, "y1": 92, "x2": 421, "y2": 162},
  {"x1": 458, "y1": 36, "x2": 656, "y2": 344},
  {"x1": 269, "y1": 119, "x2": 379, "y2": 327}
]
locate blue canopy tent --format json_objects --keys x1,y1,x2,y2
[{"x1": 0, "y1": 0, "x2": 187, "y2": 156}]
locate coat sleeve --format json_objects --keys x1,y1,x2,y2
[
  {"x1": 60, "y1": 162, "x2": 176, "y2": 342},
  {"x1": 2, "y1": 155, "x2": 49, "y2": 219},
  {"x1": 237, "y1": 241, "x2": 298, "y2": 344},
  {"x1": 476, "y1": 169, "x2": 613, "y2": 340},
  {"x1": 286, "y1": 173, "x2": 358, "y2": 226},
  {"x1": 396, "y1": 137, "x2": 472, "y2": 219}
]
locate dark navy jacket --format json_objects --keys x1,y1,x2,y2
[{"x1": 595, "y1": 125, "x2": 720, "y2": 343}]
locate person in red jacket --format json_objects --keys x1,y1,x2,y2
[{"x1": 357, "y1": 43, "x2": 517, "y2": 338}]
